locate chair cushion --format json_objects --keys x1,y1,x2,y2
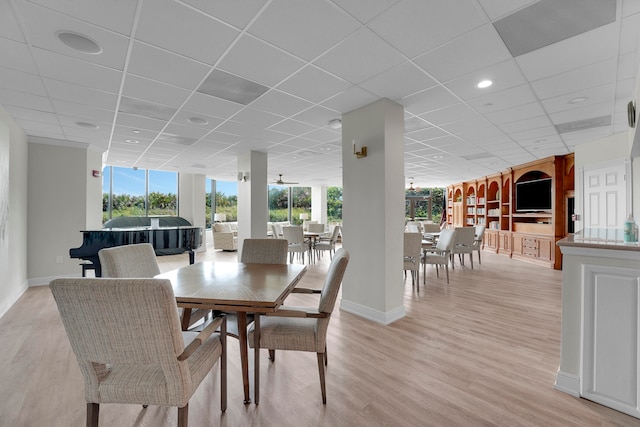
[{"x1": 248, "y1": 315, "x2": 319, "y2": 352}]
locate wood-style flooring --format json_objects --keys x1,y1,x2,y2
[{"x1": 1, "y1": 244, "x2": 639, "y2": 426}]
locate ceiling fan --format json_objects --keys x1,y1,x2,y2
[{"x1": 272, "y1": 174, "x2": 299, "y2": 185}]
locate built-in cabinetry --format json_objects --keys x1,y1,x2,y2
[
  {"x1": 447, "y1": 154, "x2": 574, "y2": 269},
  {"x1": 557, "y1": 233, "x2": 640, "y2": 419}
]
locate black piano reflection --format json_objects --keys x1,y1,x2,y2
[{"x1": 69, "y1": 226, "x2": 202, "y2": 277}]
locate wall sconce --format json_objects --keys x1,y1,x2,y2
[
  {"x1": 353, "y1": 140, "x2": 367, "y2": 159},
  {"x1": 214, "y1": 213, "x2": 226, "y2": 222},
  {"x1": 237, "y1": 172, "x2": 247, "y2": 182}
]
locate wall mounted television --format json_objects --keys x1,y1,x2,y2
[{"x1": 515, "y1": 178, "x2": 552, "y2": 212}]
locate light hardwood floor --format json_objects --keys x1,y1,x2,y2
[{"x1": 1, "y1": 245, "x2": 639, "y2": 426}]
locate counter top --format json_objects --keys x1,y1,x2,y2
[{"x1": 557, "y1": 228, "x2": 640, "y2": 251}]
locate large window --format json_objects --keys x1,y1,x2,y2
[
  {"x1": 405, "y1": 187, "x2": 445, "y2": 223},
  {"x1": 327, "y1": 186, "x2": 342, "y2": 222},
  {"x1": 102, "y1": 166, "x2": 178, "y2": 223},
  {"x1": 207, "y1": 179, "x2": 237, "y2": 228},
  {"x1": 268, "y1": 186, "x2": 311, "y2": 224}
]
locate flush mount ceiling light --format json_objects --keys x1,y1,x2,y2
[
  {"x1": 75, "y1": 121, "x2": 99, "y2": 129},
  {"x1": 569, "y1": 96, "x2": 588, "y2": 104},
  {"x1": 476, "y1": 79, "x2": 493, "y2": 89},
  {"x1": 125, "y1": 139, "x2": 139, "y2": 144},
  {"x1": 57, "y1": 31, "x2": 102, "y2": 54},
  {"x1": 328, "y1": 119, "x2": 342, "y2": 129},
  {"x1": 187, "y1": 117, "x2": 209, "y2": 125}
]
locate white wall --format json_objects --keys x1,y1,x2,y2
[
  {"x1": 27, "y1": 141, "x2": 102, "y2": 283},
  {"x1": 0, "y1": 106, "x2": 28, "y2": 319}
]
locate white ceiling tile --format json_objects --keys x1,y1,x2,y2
[
  {"x1": 498, "y1": 115, "x2": 554, "y2": 133},
  {"x1": 127, "y1": 42, "x2": 210, "y2": 90},
  {"x1": 181, "y1": 92, "x2": 243, "y2": 118},
  {"x1": 541, "y1": 83, "x2": 614, "y2": 114},
  {"x1": 217, "y1": 35, "x2": 305, "y2": 87},
  {"x1": 0, "y1": 37, "x2": 38, "y2": 74},
  {"x1": 414, "y1": 24, "x2": 511, "y2": 82},
  {"x1": 331, "y1": 0, "x2": 402, "y2": 23},
  {"x1": 181, "y1": 0, "x2": 268, "y2": 29},
  {"x1": 467, "y1": 84, "x2": 537, "y2": 113},
  {"x1": 250, "y1": 89, "x2": 314, "y2": 118},
  {"x1": 278, "y1": 65, "x2": 351, "y2": 103},
  {"x1": 314, "y1": 28, "x2": 405, "y2": 84},
  {"x1": 0, "y1": 87, "x2": 53, "y2": 111},
  {"x1": 485, "y1": 101, "x2": 546, "y2": 124},
  {"x1": 368, "y1": 0, "x2": 487, "y2": 58},
  {"x1": 516, "y1": 22, "x2": 619, "y2": 81},
  {"x1": 530, "y1": 59, "x2": 615, "y2": 100},
  {"x1": 444, "y1": 59, "x2": 527, "y2": 100},
  {"x1": 17, "y1": 1, "x2": 129, "y2": 69},
  {"x1": 419, "y1": 103, "x2": 478, "y2": 127},
  {"x1": 136, "y1": 0, "x2": 238, "y2": 65},
  {"x1": 0, "y1": 66, "x2": 47, "y2": 96},
  {"x1": 359, "y1": 61, "x2": 437, "y2": 100},
  {"x1": 248, "y1": 0, "x2": 360, "y2": 61},
  {"x1": 477, "y1": 0, "x2": 537, "y2": 20},
  {"x1": 320, "y1": 86, "x2": 379, "y2": 114},
  {"x1": 549, "y1": 101, "x2": 612, "y2": 124},
  {"x1": 45, "y1": 79, "x2": 118, "y2": 110},
  {"x1": 402, "y1": 85, "x2": 460, "y2": 115}
]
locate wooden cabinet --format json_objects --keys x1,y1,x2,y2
[{"x1": 446, "y1": 154, "x2": 574, "y2": 269}]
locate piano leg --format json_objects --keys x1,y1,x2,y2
[{"x1": 188, "y1": 250, "x2": 195, "y2": 264}]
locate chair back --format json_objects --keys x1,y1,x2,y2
[
  {"x1": 49, "y1": 278, "x2": 191, "y2": 404},
  {"x1": 270, "y1": 223, "x2": 280, "y2": 238},
  {"x1": 98, "y1": 243, "x2": 160, "y2": 277},
  {"x1": 421, "y1": 222, "x2": 441, "y2": 233},
  {"x1": 329, "y1": 225, "x2": 341, "y2": 243},
  {"x1": 474, "y1": 224, "x2": 486, "y2": 243},
  {"x1": 404, "y1": 232, "x2": 422, "y2": 264},
  {"x1": 318, "y1": 249, "x2": 350, "y2": 314},
  {"x1": 241, "y1": 239, "x2": 288, "y2": 264},
  {"x1": 406, "y1": 222, "x2": 421, "y2": 232},
  {"x1": 453, "y1": 227, "x2": 475, "y2": 250},
  {"x1": 282, "y1": 225, "x2": 304, "y2": 244},
  {"x1": 435, "y1": 228, "x2": 456, "y2": 251},
  {"x1": 308, "y1": 223, "x2": 325, "y2": 233}
]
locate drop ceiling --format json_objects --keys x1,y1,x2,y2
[{"x1": 1, "y1": 0, "x2": 638, "y2": 187}]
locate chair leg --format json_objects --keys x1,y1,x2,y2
[
  {"x1": 324, "y1": 346, "x2": 328, "y2": 366},
  {"x1": 87, "y1": 402, "x2": 99, "y2": 427},
  {"x1": 268, "y1": 349, "x2": 275, "y2": 361},
  {"x1": 445, "y1": 264, "x2": 449, "y2": 284},
  {"x1": 221, "y1": 316, "x2": 227, "y2": 412},
  {"x1": 317, "y1": 353, "x2": 327, "y2": 404},
  {"x1": 470, "y1": 252, "x2": 473, "y2": 269},
  {"x1": 177, "y1": 404, "x2": 188, "y2": 427},
  {"x1": 254, "y1": 314, "x2": 260, "y2": 405}
]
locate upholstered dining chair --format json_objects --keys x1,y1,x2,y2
[
  {"x1": 282, "y1": 225, "x2": 308, "y2": 264},
  {"x1": 247, "y1": 249, "x2": 349, "y2": 404},
  {"x1": 98, "y1": 243, "x2": 160, "y2": 277},
  {"x1": 451, "y1": 226, "x2": 475, "y2": 269},
  {"x1": 241, "y1": 238, "x2": 288, "y2": 265},
  {"x1": 473, "y1": 225, "x2": 486, "y2": 265},
  {"x1": 314, "y1": 225, "x2": 341, "y2": 260},
  {"x1": 308, "y1": 223, "x2": 325, "y2": 234},
  {"x1": 270, "y1": 223, "x2": 280, "y2": 239},
  {"x1": 50, "y1": 278, "x2": 227, "y2": 427},
  {"x1": 403, "y1": 232, "x2": 423, "y2": 286},
  {"x1": 99, "y1": 243, "x2": 207, "y2": 329},
  {"x1": 422, "y1": 228, "x2": 456, "y2": 284}
]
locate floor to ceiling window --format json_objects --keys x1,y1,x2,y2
[
  {"x1": 102, "y1": 166, "x2": 178, "y2": 223},
  {"x1": 207, "y1": 179, "x2": 237, "y2": 228}
]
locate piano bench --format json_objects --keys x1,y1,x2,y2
[{"x1": 80, "y1": 261, "x2": 95, "y2": 277}]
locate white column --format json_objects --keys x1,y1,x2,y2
[
  {"x1": 311, "y1": 185, "x2": 327, "y2": 227},
  {"x1": 178, "y1": 172, "x2": 207, "y2": 251},
  {"x1": 237, "y1": 151, "x2": 268, "y2": 256},
  {"x1": 340, "y1": 98, "x2": 406, "y2": 324}
]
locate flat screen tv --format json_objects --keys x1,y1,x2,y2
[{"x1": 515, "y1": 178, "x2": 552, "y2": 212}]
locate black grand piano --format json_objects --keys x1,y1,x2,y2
[{"x1": 70, "y1": 218, "x2": 202, "y2": 277}]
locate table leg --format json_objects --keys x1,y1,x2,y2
[
  {"x1": 180, "y1": 308, "x2": 192, "y2": 331},
  {"x1": 237, "y1": 312, "x2": 251, "y2": 403},
  {"x1": 254, "y1": 314, "x2": 260, "y2": 405}
]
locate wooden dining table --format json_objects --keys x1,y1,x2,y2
[{"x1": 156, "y1": 261, "x2": 307, "y2": 404}]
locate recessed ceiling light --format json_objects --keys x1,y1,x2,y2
[
  {"x1": 132, "y1": 129, "x2": 141, "y2": 134},
  {"x1": 328, "y1": 119, "x2": 342, "y2": 129},
  {"x1": 569, "y1": 96, "x2": 588, "y2": 104},
  {"x1": 476, "y1": 79, "x2": 493, "y2": 89},
  {"x1": 535, "y1": 138, "x2": 546, "y2": 144},
  {"x1": 57, "y1": 31, "x2": 102, "y2": 54},
  {"x1": 187, "y1": 117, "x2": 208, "y2": 125},
  {"x1": 433, "y1": 155, "x2": 444, "y2": 159},
  {"x1": 125, "y1": 139, "x2": 139, "y2": 144},
  {"x1": 75, "y1": 121, "x2": 99, "y2": 129}
]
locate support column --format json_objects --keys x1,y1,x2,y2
[
  {"x1": 178, "y1": 172, "x2": 207, "y2": 252},
  {"x1": 237, "y1": 151, "x2": 268, "y2": 256},
  {"x1": 311, "y1": 185, "x2": 327, "y2": 226},
  {"x1": 340, "y1": 98, "x2": 406, "y2": 324}
]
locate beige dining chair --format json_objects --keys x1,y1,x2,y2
[
  {"x1": 270, "y1": 223, "x2": 280, "y2": 239},
  {"x1": 314, "y1": 225, "x2": 340, "y2": 260},
  {"x1": 404, "y1": 232, "x2": 423, "y2": 286},
  {"x1": 473, "y1": 224, "x2": 486, "y2": 265},
  {"x1": 241, "y1": 238, "x2": 288, "y2": 264},
  {"x1": 98, "y1": 243, "x2": 160, "y2": 277},
  {"x1": 282, "y1": 225, "x2": 308, "y2": 264},
  {"x1": 422, "y1": 228, "x2": 456, "y2": 284},
  {"x1": 248, "y1": 249, "x2": 349, "y2": 404},
  {"x1": 451, "y1": 226, "x2": 475, "y2": 269},
  {"x1": 99, "y1": 243, "x2": 207, "y2": 329},
  {"x1": 308, "y1": 223, "x2": 325, "y2": 234},
  {"x1": 50, "y1": 278, "x2": 227, "y2": 427}
]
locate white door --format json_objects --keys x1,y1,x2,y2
[{"x1": 582, "y1": 160, "x2": 629, "y2": 229}]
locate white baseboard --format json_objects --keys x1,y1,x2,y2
[
  {"x1": 0, "y1": 281, "x2": 28, "y2": 320},
  {"x1": 28, "y1": 272, "x2": 81, "y2": 287},
  {"x1": 555, "y1": 370, "x2": 580, "y2": 397},
  {"x1": 340, "y1": 298, "x2": 405, "y2": 325}
]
